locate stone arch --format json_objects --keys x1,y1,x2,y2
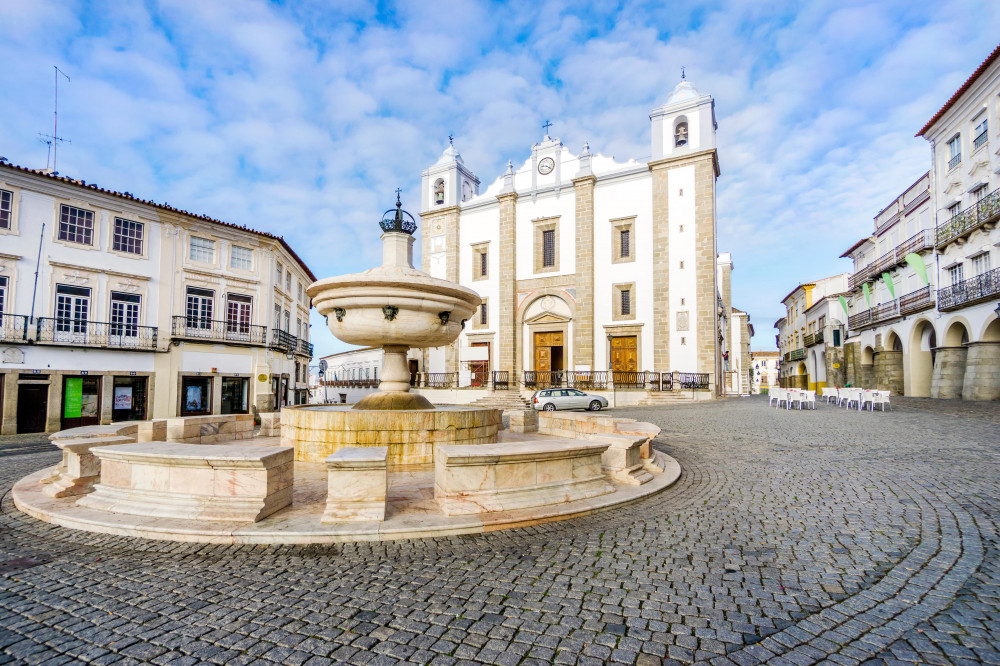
[
  {"x1": 673, "y1": 115, "x2": 689, "y2": 147},
  {"x1": 982, "y1": 317, "x2": 1000, "y2": 343},
  {"x1": 433, "y1": 178, "x2": 445, "y2": 205},
  {"x1": 908, "y1": 318, "x2": 936, "y2": 397},
  {"x1": 517, "y1": 290, "x2": 577, "y2": 378},
  {"x1": 885, "y1": 329, "x2": 902, "y2": 351},
  {"x1": 859, "y1": 345, "x2": 875, "y2": 388},
  {"x1": 965, "y1": 317, "x2": 1000, "y2": 401},
  {"x1": 861, "y1": 346, "x2": 875, "y2": 366},
  {"x1": 943, "y1": 318, "x2": 971, "y2": 347},
  {"x1": 877, "y1": 329, "x2": 905, "y2": 395}
]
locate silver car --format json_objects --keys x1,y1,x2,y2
[{"x1": 531, "y1": 388, "x2": 608, "y2": 412}]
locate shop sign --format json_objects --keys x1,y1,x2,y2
[
  {"x1": 833, "y1": 363, "x2": 841, "y2": 368},
  {"x1": 258, "y1": 373, "x2": 269, "y2": 382}
]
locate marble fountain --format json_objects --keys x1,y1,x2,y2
[{"x1": 12, "y1": 196, "x2": 679, "y2": 543}]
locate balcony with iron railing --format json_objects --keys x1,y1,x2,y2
[
  {"x1": 848, "y1": 264, "x2": 877, "y2": 290},
  {"x1": 948, "y1": 153, "x2": 962, "y2": 170},
  {"x1": 899, "y1": 285, "x2": 934, "y2": 315},
  {"x1": 938, "y1": 267, "x2": 1000, "y2": 311},
  {"x1": 784, "y1": 348, "x2": 805, "y2": 362},
  {"x1": 0, "y1": 314, "x2": 31, "y2": 344},
  {"x1": 267, "y1": 328, "x2": 311, "y2": 356},
  {"x1": 172, "y1": 316, "x2": 267, "y2": 346},
  {"x1": 974, "y1": 129, "x2": 988, "y2": 151},
  {"x1": 895, "y1": 229, "x2": 935, "y2": 259},
  {"x1": 936, "y1": 187, "x2": 1000, "y2": 247},
  {"x1": 803, "y1": 330, "x2": 825, "y2": 347},
  {"x1": 37, "y1": 318, "x2": 158, "y2": 351}
]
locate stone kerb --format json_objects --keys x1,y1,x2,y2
[
  {"x1": 322, "y1": 447, "x2": 388, "y2": 523},
  {"x1": 434, "y1": 440, "x2": 615, "y2": 515},
  {"x1": 165, "y1": 414, "x2": 255, "y2": 444},
  {"x1": 508, "y1": 409, "x2": 538, "y2": 433},
  {"x1": 41, "y1": 435, "x2": 137, "y2": 498},
  {"x1": 79, "y1": 442, "x2": 294, "y2": 523}
]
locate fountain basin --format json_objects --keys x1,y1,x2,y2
[{"x1": 281, "y1": 404, "x2": 501, "y2": 465}]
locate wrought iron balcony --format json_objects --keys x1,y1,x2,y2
[
  {"x1": 895, "y1": 229, "x2": 934, "y2": 260},
  {"x1": 899, "y1": 285, "x2": 934, "y2": 315},
  {"x1": 37, "y1": 318, "x2": 158, "y2": 351},
  {"x1": 974, "y1": 130, "x2": 988, "y2": 150},
  {"x1": 269, "y1": 328, "x2": 297, "y2": 351},
  {"x1": 948, "y1": 153, "x2": 962, "y2": 170},
  {"x1": 936, "y1": 187, "x2": 1000, "y2": 247},
  {"x1": 172, "y1": 316, "x2": 266, "y2": 345},
  {"x1": 804, "y1": 330, "x2": 825, "y2": 347},
  {"x1": 938, "y1": 267, "x2": 1000, "y2": 311},
  {"x1": 849, "y1": 264, "x2": 877, "y2": 290},
  {"x1": 297, "y1": 338, "x2": 314, "y2": 357},
  {"x1": 787, "y1": 348, "x2": 806, "y2": 361},
  {"x1": 0, "y1": 314, "x2": 31, "y2": 344}
]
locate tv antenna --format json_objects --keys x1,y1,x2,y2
[{"x1": 38, "y1": 66, "x2": 71, "y2": 174}]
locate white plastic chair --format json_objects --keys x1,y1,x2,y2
[
  {"x1": 768, "y1": 388, "x2": 780, "y2": 408},
  {"x1": 860, "y1": 390, "x2": 875, "y2": 411},
  {"x1": 842, "y1": 389, "x2": 860, "y2": 410},
  {"x1": 788, "y1": 389, "x2": 803, "y2": 410},
  {"x1": 803, "y1": 390, "x2": 816, "y2": 410},
  {"x1": 872, "y1": 391, "x2": 892, "y2": 412},
  {"x1": 824, "y1": 387, "x2": 838, "y2": 404},
  {"x1": 774, "y1": 388, "x2": 788, "y2": 409}
]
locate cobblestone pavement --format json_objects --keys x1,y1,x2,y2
[{"x1": 1, "y1": 397, "x2": 999, "y2": 665}]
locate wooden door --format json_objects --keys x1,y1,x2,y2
[
  {"x1": 610, "y1": 335, "x2": 637, "y2": 371},
  {"x1": 470, "y1": 342, "x2": 490, "y2": 386},
  {"x1": 17, "y1": 384, "x2": 48, "y2": 434},
  {"x1": 534, "y1": 331, "x2": 564, "y2": 387}
]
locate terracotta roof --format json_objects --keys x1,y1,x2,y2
[
  {"x1": 917, "y1": 42, "x2": 1000, "y2": 137},
  {"x1": 0, "y1": 161, "x2": 317, "y2": 282}
]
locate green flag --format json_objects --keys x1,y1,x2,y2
[
  {"x1": 881, "y1": 272, "x2": 896, "y2": 300},
  {"x1": 904, "y1": 253, "x2": 929, "y2": 286},
  {"x1": 862, "y1": 282, "x2": 872, "y2": 309},
  {"x1": 839, "y1": 295, "x2": 849, "y2": 319}
]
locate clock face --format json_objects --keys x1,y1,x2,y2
[{"x1": 537, "y1": 157, "x2": 555, "y2": 175}]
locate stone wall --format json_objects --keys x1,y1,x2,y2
[
  {"x1": 826, "y1": 346, "x2": 846, "y2": 387},
  {"x1": 963, "y1": 342, "x2": 1000, "y2": 401},
  {"x1": 875, "y1": 350, "x2": 904, "y2": 395},
  {"x1": 931, "y1": 347, "x2": 967, "y2": 399}
]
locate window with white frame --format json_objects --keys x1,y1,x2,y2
[
  {"x1": 949, "y1": 203, "x2": 961, "y2": 218},
  {"x1": 973, "y1": 184, "x2": 988, "y2": 202},
  {"x1": 112, "y1": 217, "x2": 143, "y2": 254},
  {"x1": 971, "y1": 253, "x2": 991, "y2": 276},
  {"x1": 974, "y1": 116, "x2": 988, "y2": 149},
  {"x1": 185, "y1": 287, "x2": 214, "y2": 327},
  {"x1": 947, "y1": 135, "x2": 961, "y2": 168},
  {"x1": 55, "y1": 284, "x2": 90, "y2": 333},
  {"x1": 58, "y1": 204, "x2": 94, "y2": 245},
  {"x1": 110, "y1": 292, "x2": 141, "y2": 337},
  {"x1": 276, "y1": 261, "x2": 283, "y2": 285},
  {"x1": 947, "y1": 264, "x2": 964, "y2": 286},
  {"x1": 0, "y1": 189, "x2": 11, "y2": 229},
  {"x1": 230, "y1": 245, "x2": 253, "y2": 271},
  {"x1": 189, "y1": 236, "x2": 215, "y2": 262},
  {"x1": 226, "y1": 294, "x2": 252, "y2": 335},
  {"x1": 283, "y1": 310, "x2": 290, "y2": 332},
  {"x1": 0, "y1": 276, "x2": 7, "y2": 312},
  {"x1": 297, "y1": 282, "x2": 303, "y2": 302},
  {"x1": 285, "y1": 272, "x2": 291, "y2": 291}
]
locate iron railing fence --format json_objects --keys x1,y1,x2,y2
[
  {"x1": 491, "y1": 371, "x2": 510, "y2": 390},
  {"x1": 948, "y1": 153, "x2": 962, "y2": 170},
  {"x1": 38, "y1": 318, "x2": 158, "y2": 350},
  {"x1": 422, "y1": 373, "x2": 458, "y2": 388},
  {"x1": 170, "y1": 316, "x2": 266, "y2": 345},
  {"x1": 678, "y1": 373, "x2": 710, "y2": 389},
  {"x1": 896, "y1": 229, "x2": 935, "y2": 259},
  {"x1": 269, "y1": 328, "x2": 297, "y2": 350},
  {"x1": 938, "y1": 267, "x2": 1000, "y2": 311},
  {"x1": 974, "y1": 130, "x2": 988, "y2": 150},
  {"x1": 936, "y1": 187, "x2": 1000, "y2": 247},
  {"x1": 322, "y1": 378, "x2": 379, "y2": 388},
  {"x1": 0, "y1": 314, "x2": 31, "y2": 344},
  {"x1": 523, "y1": 370, "x2": 564, "y2": 388}
]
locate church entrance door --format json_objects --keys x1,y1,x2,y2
[
  {"x1": 610, "y1": 336, "x2": 638, "y2": 372},
  {"x1": 469, "y1": 342, "x2": 490, "y2": 387},
  {"x1": 534, "y1": 331, "x2": 564, "y2": 387}
]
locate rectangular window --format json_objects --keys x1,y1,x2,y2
[
  {"x1": 480, "y1": 250, "x2": 488, "y2": 277},
  {"x1": 112, "y1": 218, "x2": 143, "y2": 255},
  {"x1": 274, "y1": 304, "x2": 281, "y2": 328},
  {"x1": 276, "y1": 261, "x2": 283, "y2": 285},
  {"x1": 297, "y1": 317, "x2": 302, "y2": 339},
  {"x1": 283, "y1": 310, "x2": 290, "y2": 332},
  {"x1": 949, "y1": 203, "x2": 961, "y2": 218},
  {"x1": 226, "y1": 294, "x2": 252, "y2": 336},
  {"x1": 971, "y1": 253, "x2": 991, "y2": 276},
  {"x1": 974, "y1": 117, "x2": 988, "y2": 149},
  {"x1": 620, "y1": 229, "x2": 630, "y2": 258},
  {"x1": 542, "y1": 229, "x2": 555, "y2": 267},
  {"x1": 947, "y1": 264, "x2": 964, "y2": 286},
  {"x1": 0, "y1": 275, "x2": 7, "y2": 313},
  {"x1": 230, "y1": 246, "x2": 252, "y2": 271},
  {"x1": 621, "y1": 288, "x2": 631, "y2": 316},
  {"x1": 185, "y1": 287, "x2": 214, "y2": 328},
  {"x1": 286, "y1": 272, "x2": 292, "y2": 291},
  {"x1": 189, "y1": 236, "x2": 215, "y2": 262},
  {"x1": 480, "y1": 302, "x2": 488, "y2": 326},
  {"x1": 110, "y1": 292, "x2": 141, "y2": 337},
  {"x1": 0, "y1": 188, "x2": 11, "y2": 229},
  {"x1": 58, "y1": 205, "x2": 94, "y2": 245},
  {"x1": 181, "y1": 376, "x2": 212, "y2": 416},
  {"x1": 297, "y1": 282, "x2": 304, "y2": 302},
  {"x1": 948, "y1": 135, "x2": 961, "y2": 158},
  {"x1": 55, "y1": 285, "x2": 90, "y2": 335}
]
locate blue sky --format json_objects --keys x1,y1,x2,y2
[{"x1": 1, "y1": 0, "x2": 997, "y2": 359}]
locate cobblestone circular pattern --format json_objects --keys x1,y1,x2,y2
[{"x1": 1, "y1": 396, "x2": 999, "y2": 665}]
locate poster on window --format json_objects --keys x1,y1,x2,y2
[
  {"x1": 63, "y1": 378, "x2": 83, "y2": 418},
  {"x1": 80, "y1": 393, "x2": 98, "y2": 418},
  {"x1": 185, "y1": 385, "x2": 203, "y2": 411},
  {"x1": 114, "y1": 386, "x2": 133, "y2": 410}
]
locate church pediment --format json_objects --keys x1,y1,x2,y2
[{"x1": 525, "y1": 312, "x2": 571, "y2": 325}]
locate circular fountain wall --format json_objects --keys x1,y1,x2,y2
[{"x1": 281, "y1": 404, "x2": 501, "y2": 465}]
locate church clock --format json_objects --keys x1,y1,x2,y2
[{"x1": 537, "y1": 157, "x2": 555, "y2": 175}]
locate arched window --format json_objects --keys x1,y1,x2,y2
[
  {"x1": 674, "y1": 117, "x2": 689, "y2": 147},
  {"x1": 433, "y1": 179, "x2": 445, "y2": 205}
]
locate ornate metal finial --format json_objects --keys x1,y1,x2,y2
[
  {"x1": 380, "y1": 190, "x2": 417, "y2": 235},
  {"x1": 448, "y1": 134, "x2": 454, "y2": 146},
  {"x1": 542, "y1": 120, "x2": 552, "y2": 137},
  {"x1": 681, "y1": 65, "x2": 686, "y2": 80}
]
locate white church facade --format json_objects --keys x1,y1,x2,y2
[{"x1": 418, "y1": 79, "x2": 735, "y2": 396}]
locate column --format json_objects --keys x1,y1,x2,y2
[
  {"x1": 649, "y1": 163, "x2": 670, "y2": 373},
  {"x1": 930, "y1": 346, "x2": 967, "y2": 399},
  {"x1": 875, "y1": 350, "x2": 904, "y2": 395},
  {"x1": 693, "y1": 156, "x2": 719, "y2": 395},
  {"x1": 497, "y1": 193, "x2": 518, "y2": 380},
  {"x1": 573, "y1": 176, "x2": 596, "y2": 371},
  {"x1": 962, "y1": 341, "x2": 1000, "y2": 401}
]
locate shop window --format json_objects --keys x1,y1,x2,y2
[
  {"x1": 62, "y1": 375, "x2": 100, "y2": 429},
  {"x1": 221, "y1": 377, "x2": 249, "y2": 414},
  {"x1": 112, "y1": 376, "x2": 148, "y2": 422},
  {"x1": 181, "y1": 376, "x2": 213, "y2": 415}
]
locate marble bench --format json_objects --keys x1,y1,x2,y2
[
  {"x1": 538, "y1": 411, "x2": 663, "y2": 473},
  {"x1": 78, "y1": 442, "x2": 294, "y2": 522},
  {"x1": 322, "y1": 446, "x2": 388, "y2": 523},
  {"x1": 434, "y1": 439, "x2": 615, "y2": 516},
  {"x1": 165, "y1": 414, "x2": 254, "y2": 444},
  {"x1": 42, "y1": 435, "x2": 137, "y2": 498}
]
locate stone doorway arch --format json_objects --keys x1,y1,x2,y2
[
  {"x1": 908, "y1": 319, "x2": 935, "y2": 397},
  {"x1": 877, "y1": 330, "x2": 904, "y2": 395},
  {"x1": 932, "y1": 319, "x2": 970, "y2": 399}
]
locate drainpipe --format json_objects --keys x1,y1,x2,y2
[{"x1": 27, "y1": 222, "x2": 45, "y2": 340}]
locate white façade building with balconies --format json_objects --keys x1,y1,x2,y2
[{"x1": 0, "y1": 163, "x2": 315, "y2": 434}]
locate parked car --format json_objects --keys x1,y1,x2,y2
[{"x1": 531, "y1": 388, "x2": 608, "y2": 411}]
